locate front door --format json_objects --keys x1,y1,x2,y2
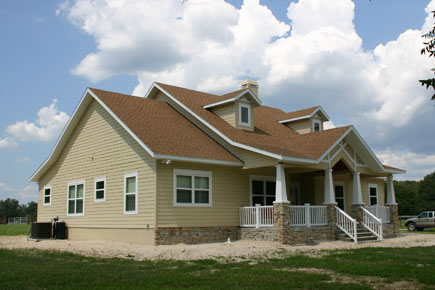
[
  {"x1": 289, "y1": 182, "x2": 301, "y2": 205},
  {"x1": 334, "y1": 183, "x2": 345, "y2": 211}
]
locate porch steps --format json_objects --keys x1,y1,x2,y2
[{"x1": 338, "y1": 225, "x2": 379, "y2": 243}]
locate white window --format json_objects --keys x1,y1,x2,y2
[
  {"x1": 239, "y1": 103, "x2": 251, "y2": 126},
  {"x1": 313, "y1": 119, "x2": 322, "y2": 132},
  {"x1": 173, "y1": 169, "x2": 212, "y2": 206},
  {"x1": 94, "y1": 177, "x2": 106, "y2": 202},
  {"x1": 67, "y1": 181, "x2": 85, "y2": 216},
  {"x1": 250, "y1": 175, "x2": 275, "y2": 206},
  {"x1": 43, "y1": 186, "x2": 51, "y2": 206},
  {"x1": 124, "y1": 172, "x2": 138, "y2": 214},
  {"x1": 369, "y1": 184, "x2": 378, "y2": 205}
]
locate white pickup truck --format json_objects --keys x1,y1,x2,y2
[{"x1": 405, "y1": 211, "x2": 435, "y2": 231}]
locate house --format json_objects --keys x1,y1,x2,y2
[{"x1": 30, "y1": 80, "x2": 404, "y2": 245}]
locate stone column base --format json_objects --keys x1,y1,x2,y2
[
  {"x1": 351, "y1": 204, "x2": 364, "y2": 223},
  {"x1": 273, "y1": 202, "x2": 290, "y2": 244},
  {"x1": 326, "y1": 204, "x2": 337, "y2": 238},
  {"x1": 388, "y1": 204, "x2": 399, "y2": 237}
]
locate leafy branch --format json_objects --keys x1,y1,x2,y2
[{"x1": 420, "y1": 11, "x2": 435, "y2": 100}]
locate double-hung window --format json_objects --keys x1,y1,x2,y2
[
  {"x1": 250, "y1": 176, "x2": 275, "y2": 206},
  {"x1": 94, "y1": 177, "x2": 106, "y2": 202},
  {"x1": 67, "y1": 181, "x2": 85, "y2": 216},
  {"x1": 124, "y1": 172, "x2": 138, "y2": 214},
  {"x1": 313, "y1": 119, "x2": 321, "y2": 132},
  {"x1": 174, "y1": 169, "x2": 212, "y2": 206},
  {"x1": 43, "y1": 186, "x2": 51, "y2": 206},
  {"x1": 368, "y1": 184, "x2": 378, "y2": 205}
]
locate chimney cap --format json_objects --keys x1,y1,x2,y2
[{"x1": 240, "y1": 79, "x2": 258, "y2": 88}]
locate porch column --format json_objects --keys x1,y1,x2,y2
[
  {"x1": 352, "y1": 172, "x2": 363, "y2": 204},
  {"x1": 386, "y1": 175, "x2": 397, "y2": 205},
  {"x1": 275, "y1": 163, "x2": 288, "y2": 203},
  {"x1": 323, "y1": 169, "x2": 335, "y2": 204}
]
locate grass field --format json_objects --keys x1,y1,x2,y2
[
  {"x1": 0, "y1": 224, "x2": 30, "y2": 236},
  {"x1": 0, "y1": 247, "x2": 434, "y2": 289}
]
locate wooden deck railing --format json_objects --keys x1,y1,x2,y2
[
  {"x1": 290, "y1": 204, "x2": 328, "y2": 227},
  {"x1": 239, "y1": 205, "x2": 274, "y2": 228},
  {"x1": 336, "y1": 206, "x2": 358, "y2": 243},
  {"x1": 361, "y1": 206, "x2": 383, "y2": 240},
  {"x1": 366, "y1": 205, "x2": 390, "y2": 223}
]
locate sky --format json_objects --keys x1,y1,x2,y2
[{"x1": 0, "y1": 0, "x2": 434, "y2": 204}]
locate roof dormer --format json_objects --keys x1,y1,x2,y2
[
  {"x1": 279, "y1": 106, "x2": 330, "y2": 134},
  {"x1": 203, "y1": 79, "x2": 261, "y2": 132}
]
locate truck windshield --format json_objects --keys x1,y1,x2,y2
[{"x1": 419, "y1": 212, "x2": 428, "y2": 218}]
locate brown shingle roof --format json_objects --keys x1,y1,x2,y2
[
  {"x1": 156, "y1": 83, "x2": 350, "y2": 160},
  {"x1": 281, "y1": 106, "x2": 320, "y2": 121},
  {"x1": 90, "y1": 88, "x2": 240, "y2": 163}
]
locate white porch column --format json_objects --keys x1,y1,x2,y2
[
  {"x1": 352, "y1": 172, "x2": 364, "y2": 204},
  {"x1": 386, "y1": 175, "x2": 397, "y2": 205},
  {"x1": 274, "y1": 163, "x2": 288, "y2": 203},
  {"x1": 323, "y1": 168, "x2": 335, "y2": 204}
]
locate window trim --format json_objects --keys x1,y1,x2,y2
[
  {"x1": 43, "y1": 185, "x2": 51, "y2": 206},
  {"x1": 173, "y1": 169, "x2": 212, "y2": 207},
  {"x1": 368, "y1": 183, "x2": 378, "y2": 205},
  {"x1": 124, "y1": 172, "x2": 138, "y2": 215},
  {"x1": 66, "y1": 181, "x2": 85, "y2": 217},
  {"x1": 238, "y1": 103, "x2": 251, "y2": 127},
  {"x1": 312, "y1": 119, "x2": 322, "y2": 132},
  {"x1": 249, "y1": 175, "x2": 276, "y2": 206},
  {"x1": 334, "y1": 181, "x2": 346, "y2": 211},
  {"x1": 94, "y1": 177, "x2": 106, "y2": 203}
]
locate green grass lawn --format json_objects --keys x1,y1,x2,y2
[
  {"x1": 0, "y1": 224, "x2": 30, "y2": 236},
  {"x1": 0, "y1": 247, "x2": 434, "y2": 289}
]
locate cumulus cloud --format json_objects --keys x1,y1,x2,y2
[
  {"x1": 0, "y1": 182, "x2": 37, "y2": 203},
  {"x1": 60, "y1": 0, "x2": 435, "y2": 179},
  {"x1": 5, "y1": 99, "x2": 69, "y2": 143},
  {"x1": 0, "y1": 137, "x2": 18, "y2": 149}
]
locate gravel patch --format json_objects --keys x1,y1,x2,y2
[{"x1": 0, "y1": 233, "x2": 434, "y2": 261}]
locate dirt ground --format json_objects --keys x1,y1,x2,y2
[{"x1": 0, "y1": 233, "x2": 434, "y2": 261}]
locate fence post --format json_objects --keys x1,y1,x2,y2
[
  {"x1": 305, "y1": 203, "x2": 311, "y2": 227},
  {"x1": 255, "y1": 204, "x2": 261, "y2": 228}
]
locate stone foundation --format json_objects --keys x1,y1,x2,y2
[
  {"x1": 382, "y1": 223, "x2": 396, "y2": 239},
  {"x1": 288, "y1": 226, "x2": 335, "y2": 245},
  {"x1": 388, "y1": 204, "x2": 399, "y2": 237},
  {"x1": 239, "y1": 227, "x2": 275, "y2": 241},
  {"x1": 273, "y1": 202, "x2": 290, "y2": 244},
  {"x1": 154, "y1": 226, "x2": 239, "y2": 245},
  {"x1": 351, "y1": 204, "x2": 364, "y2": 222}
]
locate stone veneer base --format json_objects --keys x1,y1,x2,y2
[{"x1": 154, "y1": 226, "x2": 239, "y2": 245}]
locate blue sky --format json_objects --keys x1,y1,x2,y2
[{"x1": 0, "y1": 0, "x2": 434, "y2": 203}]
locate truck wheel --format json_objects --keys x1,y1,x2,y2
[
  {"x1": 407, "y1": 223, "x2": 416, "y2": 231},
  {"x1": 417, "y1": 228, "x2": 424, "y2": 232}
]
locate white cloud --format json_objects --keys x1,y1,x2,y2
[
  {"x1": 0, "y1": 137, "x2": 18, "y2": 149},
  {"x1": 0, "y1": 182, "x2": 37, "y2": 203},
  {"x1": 5, "y1": 99, "x2": 69, "y2": 143},
  {"x1": 61, "y1": 0, "x2": 435, "y2": 179}
]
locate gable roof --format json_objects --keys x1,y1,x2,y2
[
  {"x1": 203, "y1": 88, "x2": 262, "y2": 109},
  {"x1": 30, "y1": 88, "x2": 241, "y2": 182},
  {"x1": 279, "y1": 106, "x2": 330, "y2": 124}
]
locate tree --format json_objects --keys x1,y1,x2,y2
[
  {"x1": 25, "y1": 201, "x2": 38, "y2": 222},
  {"x1": 420, "y1": 10, "x2": 435, "y2": 100},
  {"x1": 0, "y1": 198, "x2": 25, "y2": 221},
  {"x1": 418, "y1": 172, "x2": 435, "y2": 211},
  {"x1": 394, "y1": 180, "x2": 421, "y2": 215}
]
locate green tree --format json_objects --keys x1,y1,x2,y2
[
  {"x1": 0, "y1": 198, "x2": 25, "y2": 221},
  {"x1": 420, "y1": 10, "x2": 435, "y2": 100},
  {"x1": 394, "y1": 180, "x2": 421, "y2": 215},
  {"x1": 25, "y1": 201, "x2": 38, "y2": 221},
  {"x1": 418, "y1": 172, "x2": 435, "y2": 211}
]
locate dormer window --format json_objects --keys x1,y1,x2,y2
[
  {"x1": 313, "y1": 119, "x2": 321, "y2": 132},
  {"x1": 239, "y1": 103, "x2": 251, "y2": 126}
]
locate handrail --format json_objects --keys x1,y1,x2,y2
[
  {"x1": 335, "y1": 206, "x2": 358, "y2": 243},
  {"x1": 240, "y1": 205, "x2": 274, "y2": 228},
  {"x1": 361, "y1": 206, "x2": 383, "y2": 240}
]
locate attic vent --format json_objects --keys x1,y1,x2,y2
[{"x1": 241, "y1": 79, "x2": 259, "y2": 97}]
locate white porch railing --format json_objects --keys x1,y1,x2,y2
[
  {"x1": 361, "y1": 206, "x2": 383, "y2": 240},
  {"x1": 7, "y1": 217, "x2": 27, "y2": 224},
  {"x1": 290, "y1": 204, "x2": 328, "y2": 227},
  {"x1": 366, "y1": 205, "x2": 390, "y2": 223},
  {"x1": 335, "y1": 206, "x2": 358, "y2": 243},
  {"x1": 240, "y1": 205, "x2": 274, "y2": 228}
]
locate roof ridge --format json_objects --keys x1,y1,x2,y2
[{"x1": 156, "y1": 82, "x2": 219, "y2": 98}]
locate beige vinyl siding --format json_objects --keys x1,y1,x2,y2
[
  {"x1": 211, "y1": 103, "x2": 236, "y2": 126},
  {"x1": 156, "y1": 161, "x2": 250, "y2": 227},
  {"x1": 284, "y1": 119, "x2": 312, "y2": 134},
  {"x1": 37, "y1": 100, "x2": 156, "y2": 229}
]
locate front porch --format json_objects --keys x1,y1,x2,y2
[{"x1": 239, "y1": 160, "x2": 399, "y2": 244}]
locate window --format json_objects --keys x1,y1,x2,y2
[
  {"x1": 369, "y1": 184, "x2": 378, "y2": 205},
  {"x1": 43, "y1": 186, "x2": 51, "y2": 206},
  {"x1": 334, "y1": 182, "x2": 345, "y2": 210},
  {"x1": 418, "y1": 212, "x2": 428, "y2": 219},
  {"x1": 250, "y1": 176, "x2": 275, "y2": 206},
  {"x1": 173, "y1": 169, "x2": 212, "y2": 206},
  {"x1": 94, "y1": 177, "x2": 106, "y2": 202},
  {"x1": 239, "y1": 103, "x2": 251, "y2": 126},
  {"x1": 124, "y1": 172, "x2": 138, "y2": 214},
  {"x1": 67, "y1": 181, "x2": 85, "y2": 216},
  {"x1": 313, "y1": 119, "x2": 321, "y2": 132}
]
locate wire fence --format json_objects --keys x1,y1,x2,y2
[{"x1": 7, "y1": 217, "x2": 28, "y2": 224}]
